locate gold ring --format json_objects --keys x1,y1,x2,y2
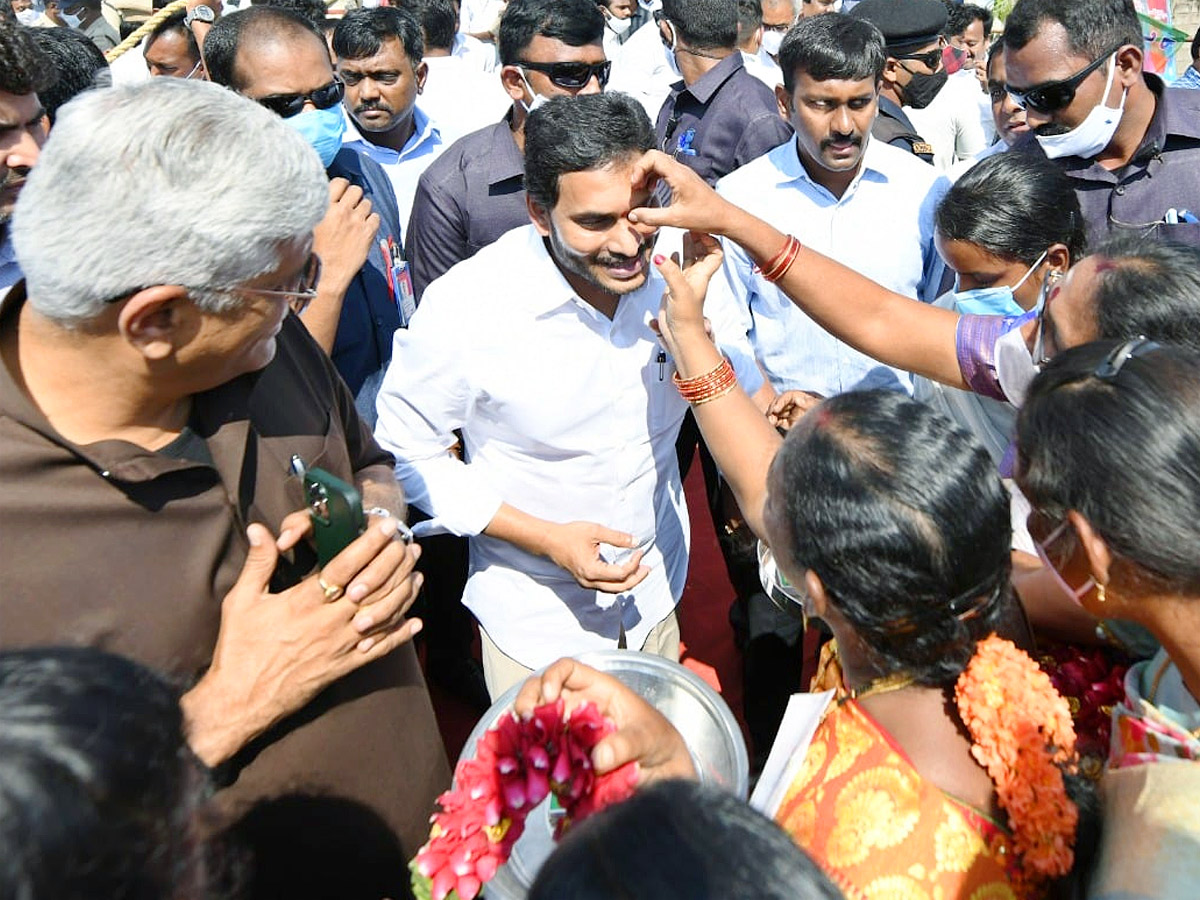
[{"x1": 318, "y1": 576, "x2": 343, "y2": 602}]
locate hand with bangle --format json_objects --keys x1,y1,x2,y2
[{"x1": 652, "y1": 235, "x2": 734, "y2": 404}]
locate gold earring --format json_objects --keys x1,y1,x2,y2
[{"x1": 1096, "y1": 583, "x2": 1107, "y2": 604}]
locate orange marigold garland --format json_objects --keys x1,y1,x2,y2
[
  {"x1": 410, "y1": 699, "x2": 639, "y2": 900},
  {"x1": 955, "y1": 634, "x2": 1080, "y2": 896}
]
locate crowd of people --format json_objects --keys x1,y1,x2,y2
[{"x1": 2, "y1": 0, "x2": 1199, "y2": 897}]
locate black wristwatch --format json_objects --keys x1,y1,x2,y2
[{"x1": 184, "y1": 5, "x2": 216, "y2": 26}]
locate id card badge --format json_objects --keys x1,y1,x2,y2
[{"x1": 394, "y1": 259, "x2": 416, "y2": 324}]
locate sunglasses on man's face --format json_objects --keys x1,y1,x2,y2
[
  {"x1": 1005, "y1": 44, "x2": 1121, "y2": 114},
  {"x1": 517, "y1": 59, "x2": 612, "y2": 90},
  {"x1": 255, "y1": 80, "x2": 345, "y2": 119},
  {"x1": 894, "y1": 42, "x2": 944, "y2": 72}
]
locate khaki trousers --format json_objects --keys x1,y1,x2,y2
[{"x1": 480, "y1": 608, "x2": 681, "y2": 700}]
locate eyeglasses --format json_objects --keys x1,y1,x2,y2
[
  {"x1": 1032, "y1": 268, "x2": 1064, "y2": 367},
  {"x1": 1005, "y1": 44, "x2": 1122, "y2": 114},
  {"x1": 255, "y1": 80, "x2": 345, "y2": 119},
  {"x1": 234, "y1": 253, "x2": 323, "y2": 315},
  {"x1": 894, "y1": 40, "x2": 945, "y2": 72},
  {"x1": 517, "y1": 60, "x2": 612, "y2": 90},
  {"x1": 756, "y1": 541, "x2": 809, "y2": 622},
  {"x1": 1093, "y1": 337, "x2": 1161, "y2": 381}
]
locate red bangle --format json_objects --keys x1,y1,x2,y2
[
  {"x1": 755, "y1": 234, "x2": 802, "y2": 283},
  {"x1": 673, "y1": 357, "x2": 738, "y2": 405}
]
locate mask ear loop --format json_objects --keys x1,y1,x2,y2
[{"x1": 1010, "y1": 248, "x2": 1049, "y2": 294}]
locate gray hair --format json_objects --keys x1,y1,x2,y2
[{"x1": 11, "y1": 79, "x2": 328, "y2": 326}]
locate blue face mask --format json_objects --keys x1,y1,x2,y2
[
  {"x1": 951, "y1": 250, "x2": 1048, "y2": 317},
  {"x1": 284, "y1": 105, "x2": 346, "y2": 169}
]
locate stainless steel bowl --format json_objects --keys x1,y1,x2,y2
[{"x1": 454, "y1": 650, "x2": 749, "y2": 899}]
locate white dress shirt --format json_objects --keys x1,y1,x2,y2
[
  {"x1": 374, "y1": 225, "x2": 761, "y2": 668},
  {"x1": 0, "y1": 235, "x2": 20, "y2": 302},
  {"x1": 904, "y1": 69, "x2": 991, "y2": 171},
  {"x1": 742, "y1": 48, "x2": 784, "y2": 91},
  {"x1": 451, "y1": 32, "x2": 497, "y2": 73},
  {"x1": 419, "y1": 56, "x2": 511, "y2": 146},
  {"x1": 609, "y1": 19, "x2": 678, "y2": 123},
  {"x1": 710, "y1": 135, "x2": 949, "y2": 396},
  {"x1": 341, "y1": 105, "x2": 444, "y2": 239}
]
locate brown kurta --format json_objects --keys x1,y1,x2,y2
[{"x1": 0, "y1": 286, "x2": 449, "y2": 897}]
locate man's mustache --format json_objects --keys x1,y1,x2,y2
[
  {"x1": 820, "y1": 134, "x2": 861, "y2": 150},
  {"x1": 1035, "y1": 122, "x2": 1072, "y2": 137},
  {"x1": 354, "y1": 102, "x2": 394, "y2": 115}
]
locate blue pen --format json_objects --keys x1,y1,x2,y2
[{"x1": 676, "y1": 127, "x2": 697, "y2": 157}]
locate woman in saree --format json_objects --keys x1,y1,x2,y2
[
  {"x1": 518, "y1": 238, "x2": 1091, "y2": 898},
  {"x1": 1015, "y1": 340, "x2": 1200, "y2": 898}
]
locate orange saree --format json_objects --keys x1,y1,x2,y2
[{"x1": 775, "y1": 699, "x2": 1017, "y2": 900}]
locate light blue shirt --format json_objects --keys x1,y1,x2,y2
[
  {"x1": 342, "y1": 105, "x2": 444, "y2": 241},
  {"x1": 710, "y1": 135, "x2": 949, "y2": 396},
  {"x1": 1174, "y1": 64, "x2": 1200, "y2": 90},
  {"x1": 0, "y1": 235, "x2": 20, "y2": 300}
]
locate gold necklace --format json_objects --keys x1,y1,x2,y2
[{"x1": 849, "y1": 671, "x2": 918, "y2": 701}]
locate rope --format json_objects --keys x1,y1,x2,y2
[{"x1": 104, "y1": 0, "x2": 189, "y2": 63}]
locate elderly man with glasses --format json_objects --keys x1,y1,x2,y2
[
  {"x1": 204, "y1": 5, "x2": 408, "y2": 425},
  {"x1": 1004, "y1": 0, "x2": 1200, "y2": 248},
  {"x1": 0, "y1": 78, "x2": 447, "y2": 897}
]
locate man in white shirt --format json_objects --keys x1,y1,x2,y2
[
  {"x1": 711, "y1": 12, "x2": 947, "y2": 400},
  {"x1": 414, "y1": 0, "x2": 511, "y2": 144},
  {"x1": 334, "y1": 6, "x2": 445, "y2": 234},
  {"x1": 608, "y1": 8, "x2": 676, "y2": 122},
  {"x1": 374, "y1": 92, "x2": 761, "y2": 698}
]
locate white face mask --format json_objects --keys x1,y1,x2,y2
[
  {"x1": 661, "y1": 21, "x2": 682, "y2": 79},
  {"x1": 518, "y1": 71, "x2": 548, "y2": 114},
  {"x1": 61, "y1": 9, "x2": 82, "y2": 26},
  {"x1": 15, "y1": 6, "x2": 39, "y2": 23},
  {"x1": 761, "y1": 29, "x2": 784, "y2": 57},
  {"x1": 607, "y1": 16, "x2": 633, "y2": 36},
  {"x1": 1036, "y1": 54, "x2": 1127, "y2": 160}
]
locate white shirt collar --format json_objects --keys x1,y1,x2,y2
[{"x1": 342, "y1": 104, "x2": 441, "y2": 160}]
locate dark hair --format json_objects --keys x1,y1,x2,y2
[
  {"x1": 1017, "y1": 341, "x2": 1200, "y2": 593},
  {"x1": 1085, "y1": 238, "x2": 1200, "y2": 354},
  {"x1": 773, "y1": 391, "x2": 1014, "y2": 687},
  {"x1": 945, "y1": 3, "x2": 992, "y2": 40},
  {"x1": 414, "y1": 0, "x2": 457, "y2": 52},
  {"x1": 1004, "y1": 0, "x2": 1142, "y2": 59},
  {"x1": 145, "y1": 11, "x2": 201, "y2": 63},
  {"x1": 257, "y1": 0, "x2": 327, "y2": 30},
  {"x1": 524, "y1": 92, "x2": 654, "y2": 210},
  {"x1": 0, "y1": 647, "x2": 207, "y2": 900},
  {"x1": 780, "y1": 13, "x2": 885, "y2": 94},
  {"x1": 28, "y1": 27, "x2": 109, "y2": 124},
  {"x1": 333, "y1": 6, "x2": 424, "y2": 64},
  {"x1": 0, "y1": 21, "x2": 55, "y2": 95},
  {"x1": 1192, "y1": 28, "x2": 1200, "y2": 62},
  {"x1": 661, "y1": 0, "x2": 739, "y2": 50},
  {"x1": 204, "y1": 6, "x2": 325, "y2": 90},
  {"x1": 985, "y1": 31, "x2": 1005, "y2": 72},
  {"x1": 737, "y1": 0, "x2": 763, "y2": 40},
  {"x1": 935, "y1": 152, "x2": 1087, "y2": 268},
  {"x1": 528, "y1": 780, "x2": 845, "y2": 900},
  {"x1": 497, "y1": 0, "x2": 605, "y2": 66}
]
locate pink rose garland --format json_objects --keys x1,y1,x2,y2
[{"x1": 410, "y1": 699, "x2": 639, "y2": 900}]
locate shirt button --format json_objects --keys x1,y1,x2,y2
[{"x1": 1115, "y1": 186, "x2": 1126, "y2": 196}]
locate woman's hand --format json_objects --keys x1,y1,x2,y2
[
  {"x1": 767, "y1": 390, "x2": 825, "y2": 431},
  {"x1": 514, "y1": 659, "x2": 697, "y2": 784},
  {"x1": 653, "y1": 234, "x2": 724, "y2": 378},
  {"x1": 628, "y1": 150, "x2": 739, "y2": 236}
]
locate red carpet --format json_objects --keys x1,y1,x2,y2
[{"x1": 425, "y1": 456, "x2": 746, "y2": 762}]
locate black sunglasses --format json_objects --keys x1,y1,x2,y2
[
  {"x1": 894, "y1": 43, "x2": 944, "y2": 71},
  {"x1": 1005, "y1": 44, "x2": 1121, "y2": 114},
  {"x1": 256, "y1": 80, "x2": 345, "y2": 119},
  {"x1": 517, "y1": 60, "x2": 612, "y2": 90}
]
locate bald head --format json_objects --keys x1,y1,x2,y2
[{"x1": 203, "y1": 6, "x2": 330, "y2": 91}]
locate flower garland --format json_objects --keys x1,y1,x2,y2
[
  {"x1": 955, "y1": 634, "x2": 1080, "y2": 897},
  {"x1": 410, "y1": 699, "x2": 639, "y2": 900}
]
